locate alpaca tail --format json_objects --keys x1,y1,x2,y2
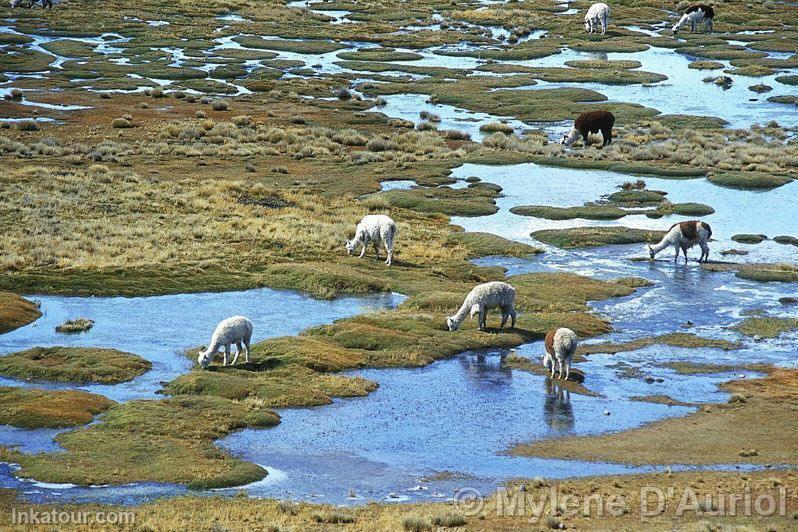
[{"x1": 703, "y1": 222, "x2": 713, "y2": 239}]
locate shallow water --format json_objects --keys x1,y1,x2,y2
[
  {"x1": 0, "y1": 288, "x2": 403, "y2": 402},
  {"x1": 512, "y1": 46, "x2": 798, "y2": 129},
  {"x1": 450, "y1": 161, "x2": 798, "y2": 264}
]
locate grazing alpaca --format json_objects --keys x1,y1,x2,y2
[
  {"x1": 672, "y1": 4, "x2": 715, "y2": 34},
  {"x1": 346, "y1": 214, "x2": 397, "y2": 266},
  {"x1": 648, "y1": 220, "x2": 712, "y2": 263},
  {"x1": 584, "y1": 3, "x2": 610, "y2": 35},
  {"x1": 198, "y1": 316, "x2": 253, "y2": 369},
  {"x1": 561, "y1": 110, "x2": 615, "y2": 147},
  {"x1": 542, "y1": 328, "x2": 578, "y2": 381},
  {"x1": 447, "y1": 281, "x2": 517, "y2": 331},
  {"x1": 10, "y1": 0, "x2": 52, "y2": 8}
]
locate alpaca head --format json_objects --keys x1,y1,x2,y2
[
  {"x1": 345, "y1": 239, "x2": 357, "y2": 255},
  {"x1": 197, "y1": 349, "x2": 213, "y2": 369},
  {"x1": 446, "y1": 316, "x2": 459, "y2": 331},
  {"x1": 560, "y1": 127, "x2": 579, "y2": 146},
  {"x1": 542, "y1": 353, "x2": 554, "y2": 372},
  {"x1": 584, "y1": 20, "x2": 591, "y2": 31},
  {"x1": 648, "y1": 244, "x2": 656, "y2": 259}
]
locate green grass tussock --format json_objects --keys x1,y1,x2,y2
[
  {"x1": 0, "y1": 387, "x2": 115, "y2": 429},
  {"x1": 708, "y1": 171, "x2": 793, "y2": 190},
  {"x1": 732, "y1": 317, "x2": 798, "y2": 338},
  {"x1": 445, "y1": 231, "x2": 543, "y2": 258},
  {"x1": 0, "y1": 346, "x2": 151, "y2": 384},
  {"x1": 55, "y1": 317, "x2": 94, "y2": 333},
  {"x1": 0, "y1": 292, "x2": 41, "y2": 334},
  {"x1": 531, "y1": 227, "x2": 666, "y2": 249}
]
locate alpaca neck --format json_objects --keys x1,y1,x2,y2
[
  {"x1": 651, "y1": 230, "x2": 677, "y2": 253},
  {"x1": 673, "y1": 13, "x2": 690, "y2": 30},
  {"x1": 451, "y1": 300, "x2": 473, "y2": 327}
]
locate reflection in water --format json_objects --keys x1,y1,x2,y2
[
  {"x1": 543, "y1": 379, "x2": 574, "y2": 433},
  {"x1": 460, "y1": 351, "x2": 513, "y2": 387}
]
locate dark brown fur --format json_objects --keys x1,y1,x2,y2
[
  {"x1": 686, "y1": 4, "x2": 714, "y2": 19},
  {"x1": 574, "y1": 110, "x2": 615, "y2": 146},
  {"x1": 671, "y1": 220, "x2": 711, "y2": 243},
  {"x1": 545, "y1": 329, "x2": 556, "y2": 356}
]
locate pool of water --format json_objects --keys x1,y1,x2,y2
[
  {"x1": 450, "y1": 162, "x2": 798, "y2": 264},
  {"x1": 0, "y1": 288, "x2": 404, "y2": 402},
  {"x1": 511, "y1": 46, "x2": 798, "y2": 129}
]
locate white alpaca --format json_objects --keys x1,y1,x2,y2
[
  {"x1": 346, "y1": 214, "x2": 397, "y2": 266},
  {"x1": 648, "y1": 220, "x2": 712, "y2": 263},
  {"x1": 542, "y1": 328, "x2": 577, "y2": 380},
  {"x1": 197, "y1": 316, "x2": 253, "y2": 369},
  {"x1": 447, "y1": 281, "x2": 517, "y2": 331},
  {"x1": 672, "y1": 4, "x2": 714, "y2": 34},
  {"x1": 584, "y1": 3, "x2": 610, "y2": 35}
]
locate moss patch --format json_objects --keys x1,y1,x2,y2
[
  {"x1": 0, "y1": 387, "x2": 114, "y2": 429},
  {"x1": 708, "y1": 171, "x2": 793, "y2": 190},
  {"x1": 531, "y1": 227, "x2": 666, "y2": 249},
  {"x1": 1, "y1": 395, "x2": 278, "y2": 489},
  {"x1": 732, "y1": 234, "x2": 767, "y2": 244},
  {"x1": 510, "y1": 204, "x2": 627, "y2": 220},
  {"x1": 731, "y1": 317, "x2": 798, "y2": 338},
  {"x1": 370, "y1": 185, "x2": 500, "y2": 217},
  {"x1": 445, "y1": 231, "x2": 543, "y2": 258},
  {"x1": 0, "y1": 292, "x2": 41, "y2": 334},
  {"x1": 0, "y1": 347, "x2": 151, "y2": 384},
  {"x1": 578, "y1": 333, "x2": 741, "y2": 355}
]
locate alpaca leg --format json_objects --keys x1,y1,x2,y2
[
  {"x1": 373, "y1": 240, "x2": 380, "y2": 259},
  {"x1": 244, "y1": 339, "x2": 251, "y2": 363},
  {"x1": 700, "y1": 242, "x2": 709, "y2": 263},
  {"x1": 565, "y1": 359, "x2": 571, "y2": 381},
  {"x1": 601, "y1": 18, "x2": 606, "y2": 35},
  {"x1": 557, "y1": 357, "x2": 564, "y2": 380},
  {"x1": 674, "y1": 243, "x2": 681, "y2": 263},
  {"x1": 683, "y1": 244, "x2": 689, "y2": 264},
  {"x1": 384, "y1": 241, "x2": 392, "y2": 265},
  {"x1": 583, "y1": 132, "x2": 590, "y2": 146},
  {"x1": 231, "y1": 342, "x2": 242, "y2": 365},
  {"x1": 500, "y1": 308, "x2": 508, "y2": 329},
  {"x1": 479, "y1": 308, "x2": 487, "y2": 330},
  {"x1": 509, "y1": 307, "x2": 516, "y2": 328},
  {"x1": 223, "y1": 345, "x2": 230, "y2": 366},
  {"x1": 359, "y1": 240, "x2": 367, "y2": 258}
]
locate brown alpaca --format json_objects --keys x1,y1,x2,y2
[{"x1": 561, "y1": 111, "x2": 615, "y2": 147}]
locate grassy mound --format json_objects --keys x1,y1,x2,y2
[
  {"x1": 0, "y1": 395, "x2": 278, "y2": 490},
  {"x1": 708, "y1": 171, "x2": 793, "y2": 190},
  {"x1": 732, "y1": 234, "x2": 767, "y2": 244},
  {"x1": 0, "y1": 387, "x2": 114, "y2": 428},
  {"x1": 578, "y1": 333, "x2": 741, "y2": 355},
  {"x1": 510, "y1": 205, "x2": 627, "y2": 220},
  {"x1": 371, "y1": 186, "x2": 500, "y2": 217},
  {"x1": 0, "y1": 347, "x2": 151, "y2": 384},
  {"x1": 531, "y1": 227, "x2": 666, "y2": 249},
  {"x1": 0, "y1": 292, "x2": 41, "y2": 334},
  {"x1": 55, "y1": 318, "x2": 94, "y2": 334},
  {"x1": 732, "y1": 317, "x2": 798, "y2": 338},
  {"x1": 445, "y1": 232, "x2": 543, "y2": 258}
]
